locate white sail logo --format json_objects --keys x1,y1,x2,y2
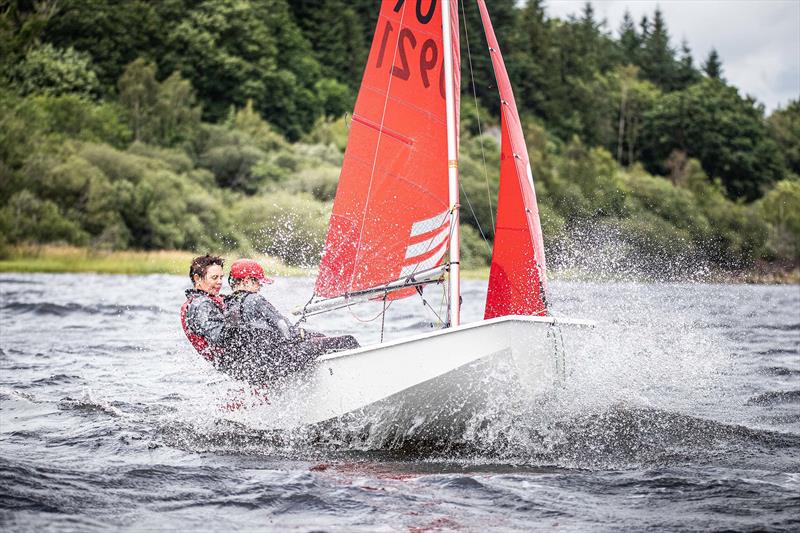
[{"x1": 401, "y1": 209, "x2": 450, "y2": 277}]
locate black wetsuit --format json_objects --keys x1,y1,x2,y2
[{"x1": 221, "y1": 291, "x2": 359, "y2": 384}]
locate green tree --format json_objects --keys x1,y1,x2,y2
[
  {"x1": 617, "y1": 10, "x2": 640, "y2": 65},
  {"x1": 759, "y1": 180, "x2": 800, "y2": 262},
  {"x1": 315, "y1": 78, "x2": 351, "y2": 119},
  {"x1": 117, "y1": 58, "x2": 158, "y2": 143},
  {"x1": 767, "y1": 100, "x2": 800, "y2": 175},
  {"x1": 0, "y1": 0, "x2": 59, "y2": 74},
  {"x1": 461, "y1": 0, "x2": 519, "y2": 117},
  {"x1": 118, "y1": 59, "x2": 201, "y2": 146},
  {"x1": 0, "y1": 190, "x2": 88, "y2": 245},
  {"x1": 600, "y1": 65, "x2": 660, "y2": 165},
  {"x1": 289, "y1": 0, "x2": 366, "y2": 102},
  {"x1": 641, "y1": 78, "x2": 784, "y2": 199},
  {"x1": 11, "y1": 43, "x2": 100, "y2": 97},
  {"x1": 164, "y1": 0, "x2": 323, "y2": 139},
  {"x1": 702, "y1": 48, "x2": 723, "y2": 80},
  {"x1": 674, "y1": 39, "x2": 701, "y2": 90},
  {"x1": 42, "y1": 0, "x2": 164, "y2": 92},
  {"x1": 639, "y1": 8, "x2": 680, "y2": 91},
  {"x1": 504, "y1": 0, "x2": 556, "y2": 122},
  {"x1": 151, "y1": 71, "x2": 202, "y2": 146}
]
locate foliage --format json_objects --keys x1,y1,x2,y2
[
  {"x1": 460, "y1": 224, "x2": 491, "y2": 269},
  {"x1": 768, "y1": 100, "x2": 800, "y2": 175},
  {"x1": 0, "y1": 0, "x2": 795, "y2": 275},
  {"x1": 0, "y1": 190, "x2": 89, "y2": 246},
  {"x1": 118, "y1": 59, "x2": 201, "y2": 146},
  {"x1": 162, "y1": 0, "x2": 323, "y2": 140},
  {"x1": 231, "y1": 192, "x2": 330, "y2": 266},
  {"x1": 459, "y1": 134, "x2": 500, "y2": 240},
  {"x1": 11, "y1": 43, "x2": 100, "y2": 97},
  {"x1": 641, "y1": 78, "x2": 783, "y2": 200},
  {"x1": 41, "y1": 0, "x2": 164, "y2": 91},
  {"x1": 301, "y1": 116, "x2": 349, "y2": 152},
  {"x1": 702, "y1": 48, "x2": 723, "y2": 80},
  {"x1": 758, "y1": 180, "x2": 800, "y2": 262}
]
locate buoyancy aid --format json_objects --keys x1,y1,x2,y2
[{"x1": 180, "y1": 289, "x2": 225, "y2": 361}]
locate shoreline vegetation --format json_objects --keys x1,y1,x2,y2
[
  {"x1": 2, "y1": 245, "x2": 796, "y2": 285},
  {"x1": 1, "y1": 2, "x2": 798, "y2": 282}
]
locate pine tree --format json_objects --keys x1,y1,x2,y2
[
  {"x1": 618, "y1": 9, "x2": 640, "y2": 65},
  {"x1": 507, "y1": 0, "x2": 555, "y2": 120},
  {"x1": 639, "y1": 15, "x2": 651, "y2": 42},
  {"x1": 703, "y1": 48, "x2": 723, "y2": 80},
  {"x1": 640, "y1": 8, "x2": 678, "y2": 90},
  {"x1": 674, "y1": 39, "x2": 701, "y2": 90}
]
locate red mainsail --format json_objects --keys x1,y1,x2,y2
[
  {"x1": 315, "y1": 0, "x2": 460, "y2": 299},
  {"x1": 478, "y1": 0, "x2": 549, "y2": 318}
]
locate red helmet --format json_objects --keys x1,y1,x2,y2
[{"x1": 229, "y1": 259, "x2": 274, "y2": 284}]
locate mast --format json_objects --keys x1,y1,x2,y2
[{"x1": 441, "y1": 0, "x2": 460, "y2": 327}]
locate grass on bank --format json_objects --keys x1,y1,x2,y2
[
  {"x1": 1, "y1": 245, "x2": 797, "y2": 283},
  {"x1": 0, "y1": 244, "x2": 492, "y2": 279},
  {"x1": 0, "y1": 245, "x2": 311, "y2": 277}
]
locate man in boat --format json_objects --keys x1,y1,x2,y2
[
  {"x1": 222, "y1": 259, "x2": 360, "y2": 383},
  {"x1": 180, "y1": 254, "x2": 226, "y2": 364}
]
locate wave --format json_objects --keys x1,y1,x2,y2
[
  {"x1": 3, "y1": 302, "x2": 165, "y2": 317},
  {"x1": 58, "y1": 396, "x2": 126, "y2": 418},
  {"x1": 754, "y1": 322, "x2": 800, "y2": 332},
  {"x1": 759, "y1": 366, "x2": 800, "y2": 377},
  {"x1": 157, "y1": 404, "x2": 800, "y2": 471},
  {"x1": 29, "y1": 374, "x2": 84, "y2": 387},
  {"x1": 746, "y1": 390, "x2": 800, "y2": 406}
]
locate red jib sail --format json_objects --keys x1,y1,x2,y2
[
  {"x1": 478, "y1": 0, "x2": 549, "y2": 318},
  {"x1": 315, "y1": 0, "x2": 460, "y2": 299}
]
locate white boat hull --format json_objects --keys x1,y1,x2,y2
[{"x1": 227, "y1": 316, "x2": 593, "y2": 444}]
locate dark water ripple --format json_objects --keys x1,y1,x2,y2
[
  {"x1": 1, "y1": 274, "x2": 799, "y2": 531},
  {"x1": 3, "y1": 301, "x2": 165, "y2": 316},
  {"x1": 746, "y1": 390, "x2": 800, "y2": 406}
]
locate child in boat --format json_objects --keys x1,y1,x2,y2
[
  {"x1": 180, "y1": 255, "x2": 226, "y2": 364},
  {"x1": 221, "y1": 259, "x2": 360, "y2": 383}
]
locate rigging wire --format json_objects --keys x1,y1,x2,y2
[
  {"x1": 380, "y1": 293, "x2": 388, "y2": 343},
  {"x1": 460, "y1": 0, "x2": 496, "y2": 240},
  {"x1": 414, "y1": 286, "x2": 446, "y2": 327},
  {"x1": 347, "y1": 297, "x2": 395, "y2": 323}
]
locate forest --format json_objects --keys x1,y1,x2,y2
[{"x1": 1, "y1": 0, "x2": 798, "y2": 276}]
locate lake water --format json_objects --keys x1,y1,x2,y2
[{"x1": 1, "y1": 273, "x2": 798, "y2": 531}]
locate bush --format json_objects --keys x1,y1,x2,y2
[
  {"x1": 460, "y1": 224, "x2": 491, "y2": 269},
  {"x1": 459, "y1": 134, "x2": 500, "y2": 239},
  {"x1": 621, "y1": 169, "x2": 710, "y2": 240},
  {"x1": 232, "y1": 192, "x2": 330, "y2": 266},
  {"x1": 615, "y1": 212, "x2": 694, "y2": 263},
  {"x1": 79, "y1": 143, "x2": 152, "y2": 183},
  {"x1": 283, "y1": 166, "x2": 340, "y2": 202},
  {"x1": 315, "y1": 78, "x2": 352, "y2": 119},
  {"x1": 302, "y1": 116, "x2": 350, "y2": 152},
  {"x1": 0, "y1": 190, "x2": 88, "y2": 245},
  {"x1": 201, "y1": 143, "x2": 266, "y2": 192},
  {"x1": 557, "y1": 139, "x2": 626, "y2": 218},
  {"x1": 127, "y1": 142, "x2": 194, "y2": 174},
  {"x1": 759, "y1": 179, "x2": 800, "y2": 262},
  {"x1": 12, "y1": 44, "x2": 100, "y2": 97}
]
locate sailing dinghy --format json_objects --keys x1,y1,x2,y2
[{"x1": 233, "y1": 0, "x2": 593, "y2": 439}]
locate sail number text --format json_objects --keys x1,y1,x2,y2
[{"x1": 375, "y1": 0, "x2": 446, "y2": 99}]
